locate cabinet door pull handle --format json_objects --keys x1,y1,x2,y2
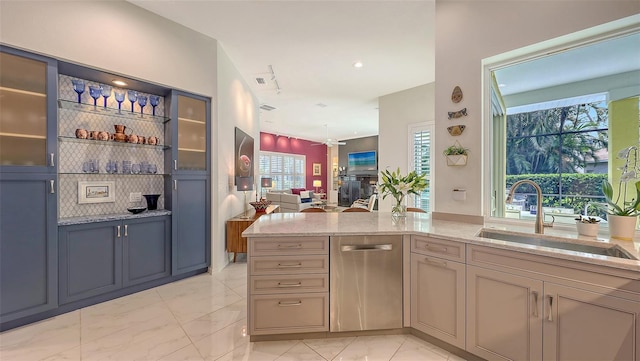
[
  {"x1": 49, "y1": 180, "x2": 55, "y2": 194},
  {"x1": 278, "y1": 300, "x2": 302, "y2": 307},
  {"x1": 277, "y1": 244, "x2": 302, "y2": 249},
  {"x1": 174, "y1": 160, "x2": 177, "y2": 170},
  {"x1": 117, "y1": 225, "x2": 121, "y2": 238},
  {"x1": 424, "y1": 257, "x2": 447, "y2": 268},
  {"x1": 277, "y1": 282, "x2": 302, "y2": 288},
  {"x1": 50, "y1": 153, "x2": 55, "y2": 167},
  {"x1": 277, "y1": 262, "x2": 302, "y2": 268},
  {"x1": 425, "y1": 244, "x2": 448, "y2": 253},
  {"x1": 546, "y1": 295, "x2": 553, "y2": 322},
  {"x1": 531, "y1": 291, "x2": 539, "y2": 318},
  {"x1": 124, "y1": 224, "x2": 128, "y2": 237},
  {"x1": 174, "y1": 180, "x2": 177, "y2": 190}
]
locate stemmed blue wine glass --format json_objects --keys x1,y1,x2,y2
[
  {"x1": 88, "y1": 85, "x2": 102, "y2": 107},
  {"x1": 137, "y1": 95, "x2": 147, "y2": 115},
  {"x1": 114, "y1": 91, "x2": 125, "y2": 112},
  {"x1": 71, "y1": 79, "x2": 85, "y2": 104},
  {"x1": 100, "y1": 86, "x2": 111, "y2": 109},
  {"x1": 149, "y1": 95, "x2": 160, "y2": 116},
  {"x1": 127, "y1": 90, "x2": 137, "y2": 112}
]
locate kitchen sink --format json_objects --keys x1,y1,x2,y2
[{"x1": 477, "y1": 229, "x2": 636, "y2": 260}]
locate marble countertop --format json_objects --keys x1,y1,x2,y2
[
  {"x1": 242, "y1": 212, "x2": 640, "y2": 273},
  {"x1": 59, "y1": 210, "x2": 172, "y2": 226}
]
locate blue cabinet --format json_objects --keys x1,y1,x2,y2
[
  {"x1": 123, "y1": 216, "x2": 171, "y2": 287},
  {"x1": 165, "y1": 91, "x2": 211, "y2": 275},
  {"x1": 0, "y1": 46, "x2": 58, "y2": 326},
  {"x1": 59, "y1": 216, "x2": 170, "y2": 304},
  {"x1": 0, "y1": 174, "x2": 58, "y2": 324}
]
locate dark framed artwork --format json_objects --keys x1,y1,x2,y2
[{"x1": 235, "y1": 127, "x2": 254, "y2": 183}]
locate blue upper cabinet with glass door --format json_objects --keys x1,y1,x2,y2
[
  {"x1": 0, "y1": 46, "x2": 59, "y2": 327},
  {"x1": 0, "y1": 46, "x2": 58, "y2": 173},
  {"x1": 166, "y1": 91, "x2": 211, "y2": 175}
]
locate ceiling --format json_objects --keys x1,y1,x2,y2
[{"x1": 129, "y1": 1, "x2": 435, "y2": 143}]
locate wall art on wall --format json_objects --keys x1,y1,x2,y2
[
  {"x1": 78, "y1": 181, "x2": 115, "y2": 204},
  {"x1": 447, "y1": 124, "x2": 466, "y2": 136},
  {"x1": 451, "y1": 86, "x2": 463, "y2": 103},
  {"x1": 447, "y1": 108, "x2": 468, "y2": 119},
  {"x1": 313, "y1": 163, "x2": 322, "y2": 176},
  {"x1": 235, "y1": 127, "x2": 254, "y2": 183}
]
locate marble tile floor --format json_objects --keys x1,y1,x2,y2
[{"x1": 0, "y1": 262, "x2": 467, "y2": 361}]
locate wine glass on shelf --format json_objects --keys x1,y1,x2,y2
[
  {"x1": 114, "y1": 91, "x2": 125, "y2": 112},
  {"x1": 71, "y1": 79, "x2": 85, "y2": 104},
  {"x1": 88, "y1": 85, "x2": 101, "y2": 108},
  {"x1": 100, "y1": 85, "x2": 112, "y2": 109},
  {"x1": 149, "y1": 95, "x2": 160, "y2": 116},
  {"x1": 127, "y1": 90, "x2": 138, "y2": 113},
  {"x1": 137, "y1": 95, "x2": 147, "y2": 115}
]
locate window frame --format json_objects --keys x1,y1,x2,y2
[
  {"x1": 408, "y1": 121, "x2": 434, "y2": 212},
  {"x1": 259, "y1": 151, "x2": 306, "y2": 192},
  {"x1": 481, "y1": 21, "x2": 638, "y2": 224}
]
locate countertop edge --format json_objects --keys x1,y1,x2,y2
[{"x1": 59, "y1": 210, "x2": 172, "y2": 226}]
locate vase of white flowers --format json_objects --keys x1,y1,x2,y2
[
  {"x1": 601, "y1": 146, "x2": 640, "y2": 241},
  {"x1": 379, "y1": 168, "x2": 428, "y2": 218}
]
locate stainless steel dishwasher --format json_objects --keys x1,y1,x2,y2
[{"x1": 330, "y1": 235, "x2": 403, "y2": 332}]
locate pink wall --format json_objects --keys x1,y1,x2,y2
[{"x1": 260, "y1": 132, "x2": 328, "y2": 191}]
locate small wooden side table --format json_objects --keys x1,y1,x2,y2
[{"x1": 226, "y1": 205, "x2": 279, "y2": 262}]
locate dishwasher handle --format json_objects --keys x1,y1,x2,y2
[{"x1": 341, "y1": 244, "x2": 393, "y2": 252}]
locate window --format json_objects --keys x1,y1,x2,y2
[
  {"x1": 487, "y1": 29, "x2": 640, "y2": 225},
  {"x1": 409, "y1": 123, "x2": 433, "y2": 212},
  {"x1": 259, "y1": 151, "x2": 305, "y2": 191}
]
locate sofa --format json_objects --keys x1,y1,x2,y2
[{"x1": 266, "y1": 189, "x2": 314, "y2": 212}]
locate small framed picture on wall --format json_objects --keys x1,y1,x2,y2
[{"x1": 313, "y1": 163, "x2": 321, "y2": 176}]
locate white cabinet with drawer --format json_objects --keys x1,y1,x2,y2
[{"x1": 248, "y1": 236, "x2": 329, "y2": 336}]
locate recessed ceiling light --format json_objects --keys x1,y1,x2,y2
[
  {"x1": 353, "y1": 61, "x2": 363, "y2": 68},
  {"x1": 498, "y1": 83, "x2": 507, "y2": 87},
  {"x1": 112, "y1": 79, "x2": 127, "y2": 86}
]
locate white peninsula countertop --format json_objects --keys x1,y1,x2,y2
[{"x1": 242, "y1": 212, "x2": 640, "y2": 273}]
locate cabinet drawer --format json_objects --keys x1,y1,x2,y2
[
  {"x1": 250, "y1": 274, "x2": 328, "y2": 294},
  {"x1": 411, "y1": 235, "x2": 464, "y2": 262},
  {"x1": 250, "y1": 255, "x2": 328, "y2": 275},
  {"x1": 250, "y1": 293, "x2": 328, "y2": 335},
  {"x1": 249, "y1": 236, "x2": 328, "y2": 256}
]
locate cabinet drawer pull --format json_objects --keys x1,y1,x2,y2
[
  {"x1": 531, "y1": 291, "x2": 539, "y2": 318},
  {"x1": 277, "y1": 282, "x2": 302, "y2": 288},
  {"x1": 424, "y1": 257, "x2": 447, "y2": 268},
  {"x1": 50, "y1": 153, "x2": 55, "y2": 167},
  {"x1": 117, "y1": 225, "x2": 121, "y2": 238},
  {"x1": 546, "y1": 295, "x2": 554, "y2": 322},
  {"x1": 278, "y1": 300, "x2": 302, "y2": 307},
  {"x1": 277, "y1": 262, "x2": 302, "y2": 268},
  {"x1": 277, "y1": 244, "x2": 302, "y2": 249},
  {"x1": 49, "y1": 180, "x2": 55, "y2": 194},
  {"x1": 124, "y1": 224, "x2": 128, "y2": 237},
  {"x1": 425, "y1": 244, "x2": 448, "y2": 253}
]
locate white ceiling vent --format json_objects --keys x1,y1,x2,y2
[
  {"x1": 255, "y1": 77, "x2": 267, "y2": 85},
  {"x1": 260, "y1": 104, "x2": 276, "y2": 111}
]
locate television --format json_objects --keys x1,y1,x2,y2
[{"x1": 348, "y1": 151, "x2": 377, "y2": 172}]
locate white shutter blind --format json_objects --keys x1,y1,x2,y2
[
  {"x1": 409, "y1": 123, "x2": 433, "y2": 212},
  {"x1": 259, "y1": 151, "x2": 306, "y2": 191}
]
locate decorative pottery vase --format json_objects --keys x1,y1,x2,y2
[
  {"x1": 143, "y1": 194, "x2": 161, "y2": 210},
  {"x1": 607, "y1": 214, "x2": 638, "y2": 241},
  {"x1": 576, "y1": 221, "x2": 599, "y2": 238},
  {"x1": 392, "y1": 196, "x2": 407, "y2": 218}
]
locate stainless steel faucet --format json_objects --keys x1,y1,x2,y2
[{"x1": 506, "y1": 179, "x2": 550, "y2": 234}]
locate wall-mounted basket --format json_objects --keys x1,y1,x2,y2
[
  {"x1": 446, "y1": 154, "x2": 468, "y2": 166},
  {"x1": 443, "y1": 140, "x2": 468, "y2": 166}
]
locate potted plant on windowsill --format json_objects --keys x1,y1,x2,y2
[
  {"x1": 443, "y1": 141, "x2": 469, "y2": 166},
  {"x1": 600, "y1": 146, "x2": 640, "y2": 241},
  {"x1": 574, "y1": 215, "x2": 600, "y2": 238}
]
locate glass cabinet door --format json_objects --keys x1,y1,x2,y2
[
  {"x1": 0, "y1": 51, "x2": 49, "y2": 167},
  {"x1": 176, "y1": 95, "x2": 207, "y2": 171}
]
